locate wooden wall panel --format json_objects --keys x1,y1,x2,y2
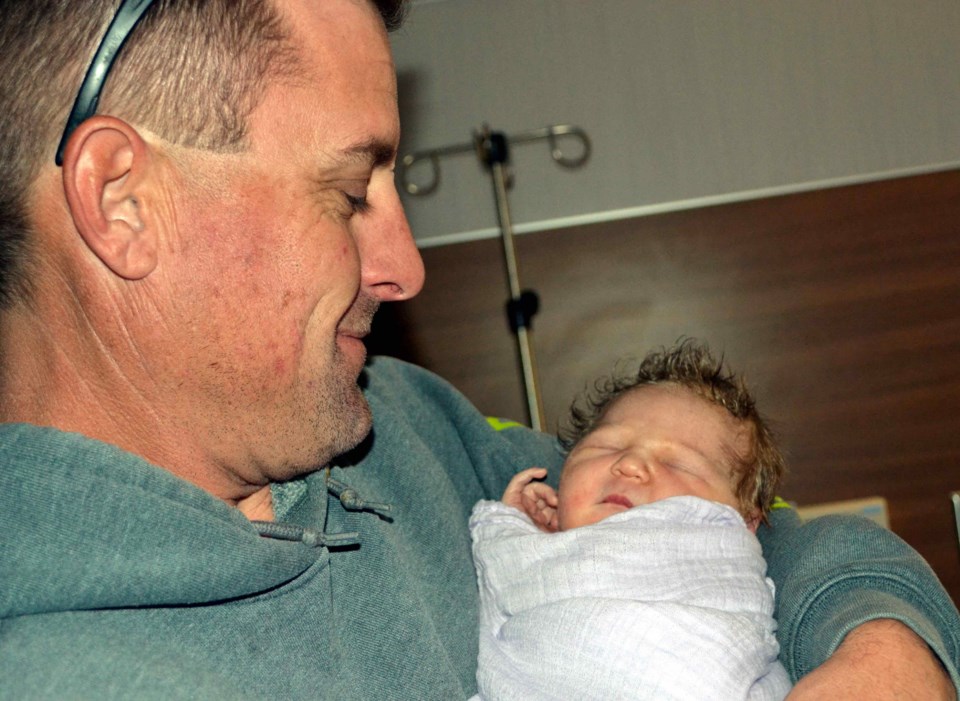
[{"x1": 368, "y1": 169, "x2": 960, "y2": 602}]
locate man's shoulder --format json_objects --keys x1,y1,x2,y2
[
  {"x1": 0, "y1": 422, "x2": 125, "y2": 469},
  {"x1": 361, "y1": 356, "x2": 498, "y2": 440},
  {"x1": 357, "y1": 356, "x2": 564, "y2": 487},
  {"x1": 363, "y1": 355, "x2": 460, "y2": 401}
]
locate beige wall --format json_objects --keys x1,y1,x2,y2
[{"x1": 392, "y1": 0, "x2": 960, "y2": 245}]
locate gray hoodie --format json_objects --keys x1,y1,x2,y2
[{"x1": 1, "y1": 356, "x2": 957, "y2": 699}]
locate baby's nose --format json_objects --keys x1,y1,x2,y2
[{"x1": 612, "y1": 455, "x2": 651, "y2": 482}]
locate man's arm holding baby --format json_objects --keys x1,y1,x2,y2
[
  {"x1": 787, "y1": 619, "x2": 955, "y2": 700},
  {"x1": 758, "y1": 507, "x2": 960, "y2": 700}
]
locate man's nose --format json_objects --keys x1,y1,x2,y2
[{"x1": 359, "y1": 190, "x2": 425, "y2": 302}]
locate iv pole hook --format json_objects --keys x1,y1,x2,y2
[{"x1": 399, "y1": 124, "x2": 591, "y2": 431}]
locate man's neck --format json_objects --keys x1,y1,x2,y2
[
  {"x1": 1, "y1": 307, "x2": 276, "y2": 522},
  {"x1": 236, "y1": 486, "x2": 276, "y2": 521}
]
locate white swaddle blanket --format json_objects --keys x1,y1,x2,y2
[{"x1": 469, "y1": 496, "x2": 791, "y2": 701}]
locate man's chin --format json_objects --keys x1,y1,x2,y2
[
  {"x1": 275, "y1": 409, "x2": 371, "y2": 482},
  {"x1": 326, "y1": 391, "x2": 373, "y2": 458}
]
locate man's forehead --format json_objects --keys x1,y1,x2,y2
[
  {"x1": 276, "y1": 0, "x2": 389, "y2": 56},
  {"x1": 245, "y1": 0, "x2": 399, "y2": 161},
  {"x1": 273, "y1": 0, "x2": 397, "y2": 103}
]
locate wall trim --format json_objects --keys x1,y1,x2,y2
[{"x1": 414, "y1": 160, "x2": 960, "y2": 249}]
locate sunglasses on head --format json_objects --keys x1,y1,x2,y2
[{"x1": 55, "y1": 0, "x2": 156, "y2": 166}]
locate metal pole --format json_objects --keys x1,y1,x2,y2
[
  {"x1": 488, "y1": 158, "x2": 546, "y2": 431},
  {"x1": 399, "y1": 124, "x2": 590, "y2": 432}
]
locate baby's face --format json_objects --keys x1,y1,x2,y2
[{"x1": 557, "y1": 384, "x2": 751, "y2": 531}]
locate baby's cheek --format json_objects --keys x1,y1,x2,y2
[{"x1": 557, "y1": 490, "x2": 588, "y2": 523}]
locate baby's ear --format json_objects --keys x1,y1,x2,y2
[{"x1": 744, "y1": 510, "x2": 761, "y2": 533}]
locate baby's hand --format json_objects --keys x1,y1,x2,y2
[{"x1": 502, "y1": 467, "x2": 559, "y2": 533}]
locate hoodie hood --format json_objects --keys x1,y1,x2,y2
[{"x1": 0, "y1": 423, "x2": 321, "y2": 618}]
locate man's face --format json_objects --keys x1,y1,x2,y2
[
  {"x1": 156, "y1": 0, "x2": 423, "y2": 485},
  {"x1": 556, "y1": 385, "x2": 750, "y2": 531}
]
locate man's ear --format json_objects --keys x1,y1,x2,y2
[{"x1": 61, "y1": 116, "x2": 159, "y2": 280}]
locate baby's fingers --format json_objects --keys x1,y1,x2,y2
[
  {"x1": 522, "y1": 481, "x2": 558, "y2": 506},
  {"x1": 519, "y1": 488, "x2": 560, "y2": 533},
  {"x1": 502, "y1": 467, "x2": 549, "y2": 508}
]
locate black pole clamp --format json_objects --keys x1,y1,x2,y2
[
  {"x1": 506, "y1": 290, "x2": 540, "y2": 333},
  {"x1": 477, "y1": 129, "x2": 510, "y2": 168}
]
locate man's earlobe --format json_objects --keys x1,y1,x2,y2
[{"x1": 61, "y1": 116, "x2": 158, "y2": 280}]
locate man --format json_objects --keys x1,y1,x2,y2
[{"x1": 0, "y1": 1, "x2": 957, "y2": 698}]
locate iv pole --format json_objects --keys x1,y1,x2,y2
[{"x1": 399, "y1": 124, "x2": 591, "y2": 431}]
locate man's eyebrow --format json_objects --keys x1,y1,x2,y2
[{"x1": 340, "y1": 139, "x2": 396, "y2": 168}]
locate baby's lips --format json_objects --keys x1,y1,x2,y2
[{"x1": 602, "y1": 494, "x2": 633, "y2": 508}]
